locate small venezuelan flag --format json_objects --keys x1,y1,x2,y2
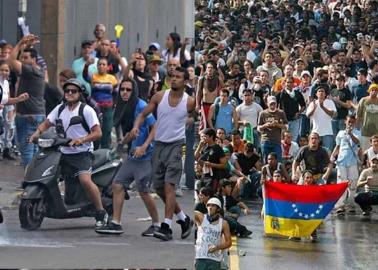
[{"x1": 264, "y1": 181, "x2": 348, "y2": 237}]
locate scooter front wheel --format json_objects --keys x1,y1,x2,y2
[{"x1": 19, "y1": 199, "x2": 45, "y2": 230}]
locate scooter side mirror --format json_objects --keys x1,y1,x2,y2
[{"x1": 68, "y1": 116, "x2": 83, "y2": 127}]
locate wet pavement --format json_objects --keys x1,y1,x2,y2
[
  {"x1": 0, "y1": 158, "x2": 195, "y2": 269},
  {"x1": 231, "y1": 202, "x2": 378, "y2": 270}
]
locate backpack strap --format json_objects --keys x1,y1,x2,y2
[
  {"x1": 57, "y1": 103, "x2": 65, "y2": 118},
  {"x1": 212, "y1": 103, "x2": 220, "y2": 125},
  {"x1": 78, "y1": 103, "x2": 91, "y2": 134}
]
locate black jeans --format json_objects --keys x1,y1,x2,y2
[{"x1": 354, "y1": 191, "x2": 378, "y2": 211}]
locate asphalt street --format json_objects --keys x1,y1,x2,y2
[
  {"x1": 231, "y1": 202, "x2": 378, "y2": 270},
  {"x1": 0, "y1": 158, "x2": 194, "y2": 269}
]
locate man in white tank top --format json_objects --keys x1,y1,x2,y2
[
  {"x1": 131, "y1": 66, "x2": 196, "y2": 241},
  {"x1": 194, "y1": 197, "x2": 231, "y2": 270}
]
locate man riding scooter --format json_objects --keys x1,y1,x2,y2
[{"x1": 29, "y1": 78, "x2": 108, "y2": 230}]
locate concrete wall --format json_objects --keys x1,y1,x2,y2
[
  {"x1": 63, "y1": 0, "x2": 194, "y2": 68},
  {"x1": 0, "y1": 0, "x2": 194, "y2": 83}
]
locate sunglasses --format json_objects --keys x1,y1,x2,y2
[
  {"x1": 64, "y1": 88, "x2": 79, "y2": 94},
  {"x1": 120, "y1": 87, "x2": 132, "y2": 92}
]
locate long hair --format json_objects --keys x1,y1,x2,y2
[
  {"x1": 167, "y1": 32, "x2": 181, "y2": 58},
  {"x1": 113, "y1": 78, "x2": 139, "y2": 135}
]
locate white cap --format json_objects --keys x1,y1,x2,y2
[
  {"x1": 207, "y1": 197, "x2": 222, "y2": 209},
  {"x1": 149, "y1": 42, "x2": 161, "y2": 51},
  {"x1": 267, "y1": 95, "x2": 277, "y2": 104},
  {"x1": 332, "y1": 42, "x2": 342, "y2": 51},
  {"x1": 301, "y1": 70, "x2": 312, "y2": 78}
]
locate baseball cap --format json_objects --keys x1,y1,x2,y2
[
  {"x1": 267, "y1": 95, "x2": 277, "y2": 104},
  {"x1": 332, "y1": 42, "x2": 342, "y2": 51},
  {"x1": 207, "y1": 197, "x2": 222, "y2": 209},
  {"x1": 148, "y1": 54, "x2": 163, "y2": 64},
  {"x1": 195, "y1": 21, "x2": 204, "y2": 28},
  {"x1": 81, "y1": 40, "x2": 92, "y2": 48},
  {"x1": 149, "y1": 42, "x2": 161, "y2": 51},
  {"x1": 301, "y1": 70, "x2": 312, "y2": 78}
]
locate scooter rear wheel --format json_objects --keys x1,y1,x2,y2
[{"x1": 19, "y1": 199, "x2": 45, "y2": 230}]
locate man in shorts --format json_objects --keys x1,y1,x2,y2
[
  {"x1": 95, "y1": 78, "x2": 159, "y2": 235},
  {"x1": 131, "y1": 67, "x2": 196, "y2": 241}
]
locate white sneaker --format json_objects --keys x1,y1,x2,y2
[{"x1": 175, "y1": 188, "x2": 183, "y2": 197}]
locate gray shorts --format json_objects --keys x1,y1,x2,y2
[
  {"x1": 113, "y1": 157, "x2": 152, "y2": 193},
  {"x1": 152, "y1": 140, "x2": 184, "y2": 189}
]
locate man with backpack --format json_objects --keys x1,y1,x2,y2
[
  {"x1": 207, "y1": 89, "x2": 238, "y2": 135},
  {"x1": 29, "y1": 78, "x2": 108, "y2": 231}
]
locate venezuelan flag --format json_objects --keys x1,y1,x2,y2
[{"x1": 264, "y1": 181, "x2": 348, "y2": 237}]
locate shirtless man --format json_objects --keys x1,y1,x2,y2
[{"x1": 196, "y1": 60, "x2": 224, "y2": 130}]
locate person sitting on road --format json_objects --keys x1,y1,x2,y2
[
  {"x1": 29, "y1": 78, "x2": 108, "y2": 231},
  {"x1": 355, "y1": 156, "x2": 378, "y2": 217}
]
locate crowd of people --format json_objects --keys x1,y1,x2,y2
[
  {"x1": 193, "y1": 0, "x2": 378, "y2": 268},
  {"x1": 2, "y1": 0, "x2": 378, "y2": 268}
]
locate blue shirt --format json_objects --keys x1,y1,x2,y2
[
  {"x1": 129, "y1": 99, "x2": 156, "y2": 161},
  {"x1": 335, "y1": 129, "x2": 361, "y2": 167},
  {"x1": 215, "y1": 103, "x2": 234, "y2": 135}
]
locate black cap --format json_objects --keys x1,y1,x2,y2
[
  {"x1": 81, "y1": 40, "x2": 92, "y2": 48},
  {"x1": 221, "y1": 179, "x2": 232, "y2": 187}
]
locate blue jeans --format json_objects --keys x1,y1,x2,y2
[
  {"x1": 288, "y1": 118, "x2": 301, "y2": 143},
  {"x1": 253, "y1": 128, "x2": 260, "y2": 152},
  {"x1": 332, "y1": 119, "x2": 346, "y2": 139},
  {"x1": 300, "y1": 114, "x2": 310, "y2": 137},
  {"x1": 320, "y1": 135, "x2": 334, "y2": 153},
  {"x1": 261, "y1": 141, "x2": 282, "y2": 162},
  {"x1": 184, "y1": 122, "x2": 195, "y2": 189},
  {"x1": 240, "y1": 171, "x2": 261, "y2": 199},
  {"x1": 16, "y1": 114, "x2": 46, "y2": 167}
]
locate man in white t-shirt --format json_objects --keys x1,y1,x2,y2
[
  {"x1": 306, "y1": 86, "x2": 337, "y2": 152},
  {"x1": 236, "y1": 89, "x2": 263, "y2": 148},
  {"x1": 29, "y1": 79, "x2": 108, "y2": 231}
]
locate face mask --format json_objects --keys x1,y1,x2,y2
[{"x1": 206, "y1": 213, "x2": 220, "y2": 223}]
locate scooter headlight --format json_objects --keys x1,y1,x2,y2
[{"x1": 38, "y1": 138, "x2": 55, "y2": 148}]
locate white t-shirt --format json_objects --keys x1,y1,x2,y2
[
  {"x1": 162, "y1": 48, "x2": 190, "y2": 63},
  {"x1": 236, "y1": 102, "x2": 263, "y2": 128},
  {"x1": 306, "y1": 99, "x2": 336, "y2": 136},
  {"x1": 47, "y1": 102, "x2": 100, "y2": 154},
  {"x1": 0, "y1": 79, "x2": 10, "y2": 105}
]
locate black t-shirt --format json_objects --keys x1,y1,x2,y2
[
  {"x1": 235, "y1": 152, "x2": 260, "y2": 175},
  {"x1": 294, "y1": 146, "x2": 330, "y2": 175},
  {"x1": 330, "y1": 87, "x2": 352, "y2": 120},
  {"x1": 216, "y1": 194, "x2": 239, "y2": 211},
  {"x1": 200, "y1": 143, "x2": 226, "y2": 179},
  {"x1": 276, "y1": 89, "x2": 306, "y2": 121},
  {"x1": 194, "y1": 202, "x2": 207, "y2": 214}
]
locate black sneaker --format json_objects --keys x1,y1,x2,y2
[
  {"x1": 3, "y1": 148, "x2": 16, "y2": 160},
  {"x1": 239, "y1": 227, "x2": 253, "y2": 238},
  {"x1": 94, "y1": 210, "x2": 108, "y2": 229},
  {"x1": 141, "y1": 224, "x2": 160, "y2": 237},
  {"x1": 176, "y1": 215, "x2": 194, "y2": 239},
  {"x1": 153, "y1": 222, "x2": 172, "y2": 241},
  {"x1": 0, "y1": 209, "x2": 3, "y2": 223},
  {"x1": 95, "y1": 221, "x2": 124, "y2": 235}
]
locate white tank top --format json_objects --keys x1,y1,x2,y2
[
  {"x1": 155, "y1": 89, "x2": 188, "y2": 143},
  {"x1": 195, "y1": 216, "x2": 223, "y2": 262}
]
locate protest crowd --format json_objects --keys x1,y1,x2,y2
[{"x1": 1, "y1": 0, "x2": 378, "y2": 268}]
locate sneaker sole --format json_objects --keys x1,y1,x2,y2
[
  {"x1": 95, "y1": 229, "x2": 124, "y2": 235},
  {"x1": 141, "y1": 232, "x2": 154, "y2": 237},
  {"x1": 153, "y1": 231, "x2": 172, "y2": 241},
  {"x1": 181, "y1": 220, "x2": 194, "y2": 239}
]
